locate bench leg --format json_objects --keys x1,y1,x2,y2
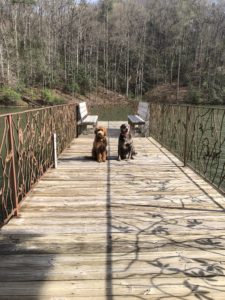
[
  {"x1": 81, "y1": 123, "x2": 98, "y2": 135},
  {"x1": 141, "y1": 124, "x2": 149, "y2": 137},
  {"x1": 130, "y1": 124, "x2": 135, "y2": 135},
  {"x1": 81, "y1": 124, "x2": 88, "y2": 135},
  {"x1": 93, "y1": 122, "x2": 98, "y2": 131},
  {"x1": 130, "y1": 124, "x2": 147, "y2": 137}
]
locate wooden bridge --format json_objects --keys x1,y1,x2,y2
[{"x1": 1, "y1": 121, "x2": 225, "y2": 299}]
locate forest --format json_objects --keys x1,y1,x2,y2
[{"x1": 0, "y1": 0, "x2": 225, "y2": 105}]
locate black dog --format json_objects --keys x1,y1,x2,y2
[{"x1": 118, "y1": 123, "x2": 136, "y2": 160}]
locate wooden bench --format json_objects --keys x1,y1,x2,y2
[
  {"x1": 128, "y1": 102, "x2": 149, "y2": 136},
  {"x1": 78, "y1": 102, "x2": 98, "y2": 134}
]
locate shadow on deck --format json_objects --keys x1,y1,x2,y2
[{"x1": 0, "y1": 121, "x2": 225, "y2": 299}]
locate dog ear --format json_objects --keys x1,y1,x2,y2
[
  {"x1": 103, "y1": 128, "x2": 107, "y2": 136},
  {"x1": 94, "y1": 128, "x2": 98, "y2": 135}
]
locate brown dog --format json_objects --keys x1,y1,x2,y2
[{"x1": 92, "y1": 126, "x2": 108, "y2": 162}]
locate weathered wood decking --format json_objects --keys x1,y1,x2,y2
[{"x1": 1, "y1": 121, "x2": 225, "y2": 299}]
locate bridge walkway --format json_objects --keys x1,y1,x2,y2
[{"x1": 0, "y1": 121, "x2": 225, "y2": 299}]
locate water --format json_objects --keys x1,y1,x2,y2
[
  {"x1": 0, "y1": 106, "x2": 30, "y2": 116},
  {"x1": 0, "y1": 103, "x2": 136, "y2": 120},
  {"x1": 90, "y1": 104, "x2": 136, "y2": 121}
]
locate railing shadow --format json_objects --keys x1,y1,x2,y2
[
  {"x1": 105, "y1": 129, "x2": 225, "y2": 299},
  {"x1": 106, "y1": 122, "x2": 117, "y2": 300}
]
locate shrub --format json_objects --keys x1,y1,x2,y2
[
  {"x1": 208, "y1": 88, "x2": 223, "y2": 105},
  {"x1": 64, "y1": 82, "x2": 80, "y2": 94},
  {"x1": 76, "y1": 67, "x2": 93, "y2": 95},
  {"x1": 186, "y1": 87, "x2": 202, "y2": 104},
  {"x1": 0, "y1": 87, "x2": 21, "y2": 105},
  {"x1": 41, "y1": 89, "x2": 65, "y2": 105}
]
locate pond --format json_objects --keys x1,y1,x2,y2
[
  {"x1": 0, "y1": 103, "x2": 136, "y2": 120},
  {"x1": 0, "y1": 106, "x2": 30, "y2": 116},
  {"x1": 90, "y1": 103, "x2": 136, "y2": 121}
]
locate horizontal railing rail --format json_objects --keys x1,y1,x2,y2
[
  {"x1": 0, "y1": 104, "x2": 78, "y2": 225},
  {"x1": 150, "y1": 103, "x2": 225, "y2": 195}
]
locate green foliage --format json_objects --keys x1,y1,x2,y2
[
  {"x1": 186, "y1": 87, "x2": 202, "y2": 105},
  {"x1": 15, "y1": 83, "x2": 26, "y2": 94},
  {"x1": 73, "y1": 68, "x2": 93, "y2": 95},
  {"x1": 41, "y1": 89, "x2": 65, "y2": 105},
  {"x1": 64, "y1": 82, "x2": 80, "y2": 94},
  {"x1": 11, "y1": 0, "x2": 36, "y2": 4},
  {"x1": 128, "y1": 91, "x2": 135, "y2": 100},
  {"x1": 207, "y1": 87, "x2": 224, "y2": 105},
  {"x1": 0, "y1": 87, "x2": 21, "y2": 106}
]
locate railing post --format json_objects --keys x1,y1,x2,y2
[
  {"x1": 183, "y1": 106, "x2": 190, "y2": 167},
  {"x1": 53, "y1": 132, "x2": 58, "y2": 169},
  {"x1": 7, "y1": 115, "x2": 19, "y2": 216}
]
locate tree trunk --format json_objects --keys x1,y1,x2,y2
[
  {"x1": 126, "y1": 37, "x2": 130, "y2": 98},
  {"x1": 0, "y1": 44, "x2": 4, "y2": 81},
  {"x1": 13, "y1": 7, "x2": 20, "y2": 81},
  {"x1": 176, "y1": 45, "x2": 181, "y2": 100}
]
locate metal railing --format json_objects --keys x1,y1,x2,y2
[
  {"x1": 0, "y1": 104, "x2": 78, "y2": 225},
  {"x1": 150, "y1": 103, "x2": 225, "y2": 194}
]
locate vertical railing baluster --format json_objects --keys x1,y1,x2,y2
[
  {"x1": 161, "y1": 104, "x2": 165, "y2": 142},
  {"x1": 53, "y1": 133, "x2": 58, "y2": 169},
  {"x1": 7, "y1": 115, "x2": 19, "y2": 216},
  {"x1": 149, "y1": 103, "x2": 151, "y2": 137},
  {"x1": 183, "y1": 105, "x2": 190, "y2": 167}
]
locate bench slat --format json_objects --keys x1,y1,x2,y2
[
  {"x1": 82, "y1": 115, "x2": 98, "y2": 125},
  {"x1": 128, "y1": 114, "x2": 145, "y2": 125},
  {"x1": 79, "y1": 103, "x2": 88, "y2": 119},
  {"x1": 128, "y1": 102, "x2": 149, "y2": 126},
  {"x1": 138, "y1": 103, "x2": 149, "y2": 120},
  {"x1": 78, "y1": 102, "x2": 98, "y2": 129}
]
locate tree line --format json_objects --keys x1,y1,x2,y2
[{"x1": 0, "y1": 0, "x2": 225, "y2": 104}]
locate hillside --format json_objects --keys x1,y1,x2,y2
[
  {"x1": 144, "y1": 84, "x2": 188, "y2": 104},
  {"x1": 0, "y1": 86, "x2": 130, "y2": 107}
]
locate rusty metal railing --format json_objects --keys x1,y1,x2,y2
[
  {"x1": 150, "y1": 103, "x2": 225, "y2": 194},
  {"x1": 0, "y1": 104, "x2": 78, "y2": 225}
]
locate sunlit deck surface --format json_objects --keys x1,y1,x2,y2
[{"x1": 1, "y1": 121, "x2": 225, "y2": 299}]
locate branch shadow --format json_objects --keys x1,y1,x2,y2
[
  {"x1": 149, "y1": 138, "x2": 225, "y2": 211},
  {"x1": 105, "y1": 132, "x2": 225, "y2": 299},
  {"x1": 110, "y1": 209, "x2": 225, "y2": 299}
]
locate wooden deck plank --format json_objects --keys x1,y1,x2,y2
[
  {"x1": 0, "y1": 121, "x2": 225, "y2": 299},
  {"x1": 0, "y1": 278, "x2": 225, "y2": 297}
]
